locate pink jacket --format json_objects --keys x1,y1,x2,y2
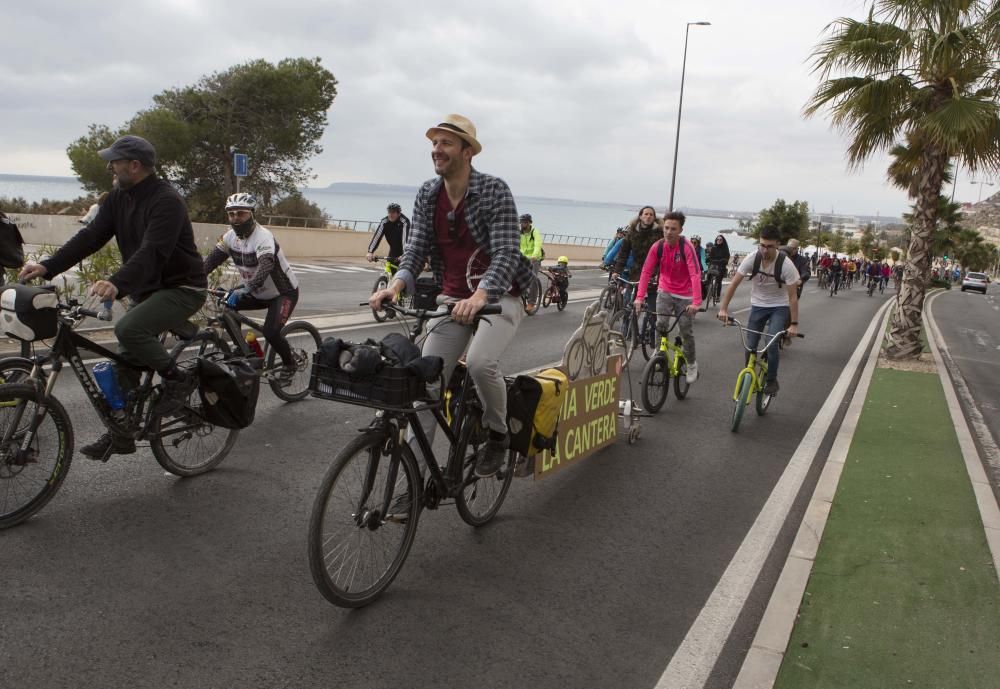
[{"x1": 637, "y1": 238, "x2": 702, "y2": 306}]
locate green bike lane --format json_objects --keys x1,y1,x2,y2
[{"x1": 736, "y1": 293, "x2": 1000, "y2": 689}]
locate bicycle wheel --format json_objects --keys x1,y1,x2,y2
[
  {"x1": 150, "y1": 387, "x2": 240, "y2": 476},
  {"x1": 731, "y1": 372, "x2": 752, "y2": 433},
  {"x1": 542, "y1": 289, "x2": 552, "y2": 309},
  {"x1": 566, "y1": 339, "x2": 586, "y2": 380},
  {"x1": 267, "y1": 321, "x2": 321, "y2": 402},
  {"x1": 673, "y1": 357, "x2": 690, "y2": 400},
  {"x1": 755, "y1": 384, "x2": 774, "y2": 416},
  {"x1": 371, "y1": 275, "x2": 390, "y2": 323},
  {"x1": 455, "y1": 410, "x2": 515, "y2": 526},
  {"x1": 0, "y1": 383, "x2": 74, "y2": 529},
  {"x1": 523, "y1": 276, "x2": 541, "y2": 316},
  {"x1": 640, "y1": 314, "x2": 659, "y2": 361},
  {"x1": 600, "y1": 284, "x2": 617, "y2": 311},
  {"x1": 557, "y1": 292, "x2": 568, "y2": 311},
  {"x1": 640, "y1": 354, "x2": 669, "y2": 412},
  {"x1": 308, "y1": 432, "x2": 421, "y2": 608},
  {"x1": 608, "y1": 310, "x2": 637, "y2": 362},
  {"x1": 0, "y1": 358, "x2": 35, "y2": 384}
]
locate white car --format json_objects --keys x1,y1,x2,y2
[{"x1": 960, "y1": 271, "x2": 989, "y2": 294}]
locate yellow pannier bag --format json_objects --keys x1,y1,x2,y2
[{"x1": 506, "y1": 368, "x2": 568, "y2": 456}]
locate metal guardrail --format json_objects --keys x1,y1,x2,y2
[{"x1": 258, "y1": 215, "x2": 605, "y2": 246}]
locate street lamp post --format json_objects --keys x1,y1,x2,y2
[
  {"x1": 971, "y1": 179, "x2": 994, "y2": 202},
  {"x1": 667, "y1": 20, "x2": 711, "y2": 212}
]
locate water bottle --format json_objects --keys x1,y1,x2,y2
[
  {"x1": 245, "y1": 331, "x2": 264, "y2": 358},
  {"x1": 93, "y1": 362, "x2": 127, "y2": 411}
]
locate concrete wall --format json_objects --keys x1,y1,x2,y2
[{"x1": 10, "y1": 213, "x2": 605, "y2": 263}]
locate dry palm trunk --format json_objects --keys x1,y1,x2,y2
[{"x1": 885, "y1": 147, "x2": 949, "y2": 359}]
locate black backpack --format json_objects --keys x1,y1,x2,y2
[
  {"x1": 197, "y1": 356, "x2": 261, "y2": 429},
  {"x1": 750, "y1": 250, "x2": 789, "y2": 287},
  {"x1": 0, "y1": 213, "x2": 25, "y2": 269}
]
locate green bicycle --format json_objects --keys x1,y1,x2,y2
[
  {"x1": 640, "y1": 308, "x2": 690, "y2": 412},
  {"x1": 726, "y1": 317, "x2": 803, "y2": 432},
  {"x1": 370, "y1": 256, "x2": 414, "y2": 322}
]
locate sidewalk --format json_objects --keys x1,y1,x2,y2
[{"x1": 738, "y1": 307, "x2": 1000, "y2": 688}]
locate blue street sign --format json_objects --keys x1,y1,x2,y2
[{"x1": 233, "y1": 153, "x2": 248, "y2": 178}]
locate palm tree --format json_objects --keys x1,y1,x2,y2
[{"x1": 805, "y1": 0, "x2": 1000, "y2": 359}]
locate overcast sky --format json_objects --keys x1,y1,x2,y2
[{"x1": 2, "y1": 0, "x2": 995, "y2": 216}]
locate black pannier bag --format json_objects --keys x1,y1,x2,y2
[
  {"x1": 0, "y1": 284, "x2": 58, "y2": 342},
  {"x1": 0, "y1": 213, "x2": 25, "y2": 269},
  {"x1": 413, "y1": 276, "x2": 441, "y2": 310},
  {"x1": 197, "y1": 356, "x2": 260, "y2": 429}
]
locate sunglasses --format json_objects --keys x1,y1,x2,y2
[{"x1": 446, "y1": 210, "x2": 458, "y2": 241}]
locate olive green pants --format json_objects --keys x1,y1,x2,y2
[{"x1": 114, "y1": 287, "x2": 206, "y2": 372}]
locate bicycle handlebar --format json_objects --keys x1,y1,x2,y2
[{"x1": 363, "y1": 300, "x2": 502, "y2": 320}]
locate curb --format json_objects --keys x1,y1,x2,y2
[{"x1": 731, "y1": 302, "x2": 893, "y2": 689}]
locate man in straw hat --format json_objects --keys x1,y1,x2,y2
[{"x1": 370, "y1": 114, "x2": 534, "y2": 484}]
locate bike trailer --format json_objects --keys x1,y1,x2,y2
[
  {"x1": 197, "y1": 356, "x2": 261, "y2": 429},
  {"x1": 0, "y1": 284, "x2": 58, "y2": 342},
  {"x1": 507, "y1": 368, "x2": 568, "y2": 456}
]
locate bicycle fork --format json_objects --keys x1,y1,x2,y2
[{"x1": 6, "y1": 367, "x2": 60, "y2": 466}]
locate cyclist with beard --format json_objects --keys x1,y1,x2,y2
[
  {"x1": 612, "y1": 205, "x2": 662, "y2": 311},
  {"x1": 203, "y1": 193, "x2": 301, "y2": 380},
  {"x1": 367, "y1": 202, "x2": 411, "y2": 267}
]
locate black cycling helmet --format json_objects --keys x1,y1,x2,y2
[
  {"x1": 519, "y1": 213, "x2": 532, "y2": 223},
  {"x1": 387, "y1": 202, "x2": 401, "y2": 212}
]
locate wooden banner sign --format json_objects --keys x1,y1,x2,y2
[{"x1": 534, "y1": 355, "x2": 623, "y2": 479}]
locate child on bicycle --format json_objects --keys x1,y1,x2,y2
[
  {"x1": 550, "y1": 255, "x2": 572, "y2": 303},
  {"x1": 203, "y1": 193, "x2": 301, "y2": 382},
  {"x1": 717, "y1": 224, "x2": 800, "y2": 395}
]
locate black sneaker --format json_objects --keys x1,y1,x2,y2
[
  {"x1": 80, "y1": 432, "x2": 136, "y2": 461},
  {"x1": 157, "y1": 373, "x2": 198, "y2": 416},
  {"x1": 763, "y1": 379, "x2": 780, "y2": 396},
  {"x1": 475, "y1": 434, "x2": 509, "y2": 478},
  {"x1": 386, "y1": 491, "x2": 412, "y2": 523}
]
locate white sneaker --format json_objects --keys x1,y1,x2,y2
[{"x1": 686, "y1": 361, "x2": 699, "y2": 383}]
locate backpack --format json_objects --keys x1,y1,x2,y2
[
  {"x1": 750, "y1": 250, "x2": 789, "y2": 287},
  {"x1": 197, "y1": 356, "x2": 261, "y2": 429},
  {"x1": 0, "y1": 213, "x2": 25, "y2": 269},
  {"x1": 653, "y1": 237, "x2": 699, "y2": 275},
  {"x1": 506, "y1": 368, "x2": 568, "y2": 456}
]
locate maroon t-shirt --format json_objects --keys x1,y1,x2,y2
[{"x1": 435, "y1": 190, "x2": 477, "y2": 299}]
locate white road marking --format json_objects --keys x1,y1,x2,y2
[{"x1": 655, "y1": 298, "x2": 894, "y2": 689}]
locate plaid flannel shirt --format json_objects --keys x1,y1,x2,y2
[{"x1": 395, "y1": 168, "x2": 534, "y2": 302}]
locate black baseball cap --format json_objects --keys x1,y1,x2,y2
[{"x1": 98, "y1": 135, "x2": 156, "y2": 167}]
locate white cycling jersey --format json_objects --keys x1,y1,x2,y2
[{"x1": 215, "y1": 223, "x2": 299, "y2": 300}]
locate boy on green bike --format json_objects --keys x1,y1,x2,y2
[
  {"x1": 634, "y1": 211, "x2": 703, "y2": 382},
  {"x1": 717, "y1": 225, "x2": 800, "y2": 395}
]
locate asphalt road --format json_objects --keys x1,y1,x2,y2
[{"x1": 2, "y1": 273, "x2": 892, "y2": 689}]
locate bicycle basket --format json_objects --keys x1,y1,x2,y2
[{"x1": 309, "y1": 354, "x2": 432, "y2": 409}]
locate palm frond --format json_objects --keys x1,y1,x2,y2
[{"x1": 810, "y1": 17, "x2": 912, "y2": 78}]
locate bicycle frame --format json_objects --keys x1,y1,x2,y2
[{"x1": 731, "y1": 354, "x2": 766, "y2": 401}]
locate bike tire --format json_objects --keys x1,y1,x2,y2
[
  {"x1": 150, "y1": 393, "x2": 240, "y2": 477},
  {"x1": 542, "y1": 291, "x2": 552, "y2": 309},
  {"x1": 639, "y1": 314, "x2": 658, "y2": 361},
  {"x1": 0, "y1": 383, "x2": 74, "y2": 529},
  {"x1": 600, "y1": 285, "x2": 617, "y2": 311},
  {"x1": 566, "y1": 338, "x2": 586, "y2": 380},
  {"x1": 455, "y1": 410, "x2": 515, "y2": 527},
  {"x1": 673, "y1": 357, "x2": 690, "y2": 400},
  {"x1": 731, "y1": 372, "x2": 752, "y2": 433},
  {"x1": 523, "y1": 275, "x2": 542, "y2": 316},
  {"x1": 0, "y1": 358, "x2": 36, "y2": 385},
  {"x1": 267, "y1": 321, "x2": 322, "y2": 402},
  {"x1": 308, "y1": 432, "x2": 421, "y2": 608},
  {"x1": 755, "y1": 385, "x2": 774, "y2": 416},
  {"x1": 640, "y1": 354, "x2": 669, "y2": 412},
  {"x1": 371, "y1": 275, "x2": 390, "y2": 323},
  {"x1": 608, "y1": 310, "x2": 637, "y2": 362},
  {"x1": 557, "y1": 293, "x2": 568, "y2": 311}
]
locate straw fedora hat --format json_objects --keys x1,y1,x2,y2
[{"x1": 425, "y1": 114, "x2": 482, "y2": 155}]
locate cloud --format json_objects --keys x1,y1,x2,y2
[{"x1": 0, "y1": 0, "x2": 927, "y2": 215}]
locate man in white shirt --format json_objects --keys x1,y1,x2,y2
[{"x1": 717, "y1": 224, "x2": 800, "y2": 395}]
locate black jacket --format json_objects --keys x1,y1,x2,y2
[{"x1": 42, "y1": 175, "x2": 207, "y2": 300}]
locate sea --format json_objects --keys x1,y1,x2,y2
[{"x1": 0, "y1": 173, "x2": 757, "y2": 252}]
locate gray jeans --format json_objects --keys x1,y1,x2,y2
[
  {"x1": 655, "y1": 292, "x2": 696, "y2": 364},
  {"x1": 409, "y1": 293, "x2": 524, "y2": 453}
]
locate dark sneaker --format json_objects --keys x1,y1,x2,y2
[
  {"x1": 271, "y1": 364, "x2": 297, "y2": 386},
  {"x1": 80, "y1": 432, "x2": 136, "y2": 461},
  {"x1": 475, "y1": 434, "x2": 509, "y2": 478},
  {"x1": 386, "y1": 491, "x2": 412, "y2": 523},
  {"x1": 763, "y1": 379, "x2": 780, "y2": 396},
  {"x1": 157, "y1": 373, "x2": 198, "y2": 416}
]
